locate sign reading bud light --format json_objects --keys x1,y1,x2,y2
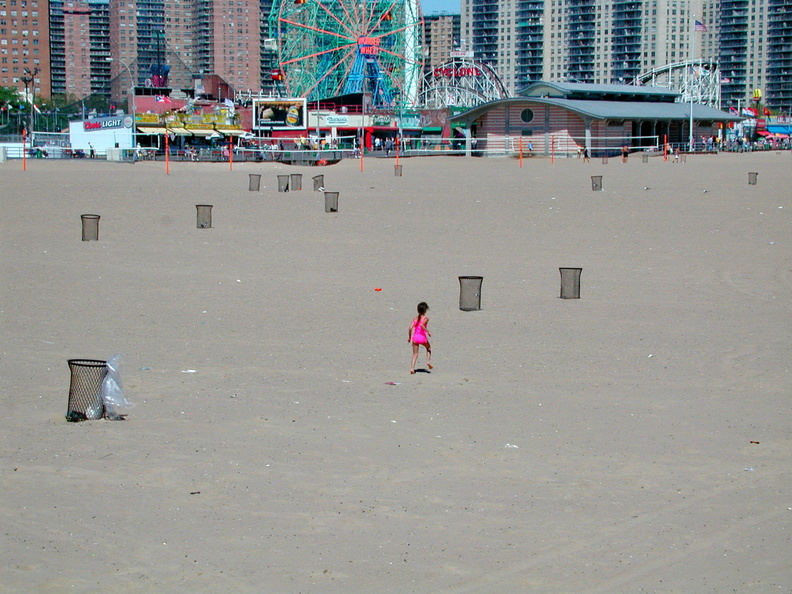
[{"x1": 253, "y1": 99, "x2": 307, "y2": 130}]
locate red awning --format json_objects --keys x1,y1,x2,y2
[{"x1": 756, "y1": 130, "x2": 771, "y2": 137}]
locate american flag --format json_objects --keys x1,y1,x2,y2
[{"x1": 695, "y1": 20, "x2": 707, "y2": 32}]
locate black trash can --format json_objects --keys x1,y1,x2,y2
[
  {"x1": 394, "y1": 164, "x2": 403, "y2": 177},
  {"x1": 559, "y1": 267, "x2": 582, "y2": 299},
  {"x1": 81, "y1": 214, "x2": 100, "y2": 241},
  {"x1": 196, "y1": 204, "x2": 212, "y2": 228},
  {"x1": 277, "y1": 175, "x2": 290, "y2": 192},
  {"x1": 324, "y1": 191, "x2": 339, "y2": 212},
  {"x1": 66, "y1": 359, "x2": 107, "y2": 421},
  {"x1": 591, "y1": 176, "x2": 603, "y2": 191},
  {"x1": 458, "y1": 276, "x2": 483, "y2": 311},
  {"x1": 748, "y1": 172, "x2": 758, "y2": 185},
  {"x1": 313, "y1": 174, "x2": 324, "y2": 191},
  {"x1": 249, "y1": 173, "x2": 261, "y2": 191},
  {"x1": 290, "y1": 173, "x2": 302, "y2": 190}
]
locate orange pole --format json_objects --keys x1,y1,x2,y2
[
  {"x1": 360, "y1": 133, "x2": 364, "y2": 172},
  {"x1": 395, "y1": 135, "x2": 400, "y2": 167},
  {"x1": 519, "y1": 136, "x2": 523, "y2": 168},
  {"x1": 22, "y1": 129, "x2": 27, "y2": 171},
  {"x1": 165, "y1": 132, "x2": 170, "y2": 175},
  {"x1": 229, "y1": 137, "x2": 233, "y2": 171},
  {"x1": 663, "y1": 134, "x2": 668, "y2": 162}
]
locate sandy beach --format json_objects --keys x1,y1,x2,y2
[{"x1": 1, "y1": 152, "x2": 790, "y2": 592}]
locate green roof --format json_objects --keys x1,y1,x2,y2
[
  {"x1": 450, "y1": 97, "x2": 743, "y2": 124},
  {"x1": 518, "y1": 81, "x2": 681, "y2": 102}
]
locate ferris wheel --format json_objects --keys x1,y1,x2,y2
[{"x1": 270, "y1": 0, "x2": 424, "y2": 108}]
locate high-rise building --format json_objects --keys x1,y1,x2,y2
[
  {"x1": 0, "y1": 0, "x2": 51, "y2": 100},
  {"x1": 714, "y1": 0, "x2": 785, "y2": 110},
  {"x1": 424, "y1": 13, "x2": 461, "y2": 76},
  {"x1": 463, "y1": 0, "x2": 709, "y2": 92},
  {"x1": 192, "y1": 0, "x2": 261, "y2": 94},
  {"x1": 461, "y1": 0, "x2": 791, "y2": 110},
  {"x1": 50, "y1": 0, "x2": 110, "y2": 101},
  {"x1": 766, "y1": 0, "x2": 792, "y2": 110}
]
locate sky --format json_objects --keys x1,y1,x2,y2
[{"x1": 421, "y1": 0, "x2": 460, "y2": 15}]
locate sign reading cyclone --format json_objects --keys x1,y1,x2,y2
[{"x1": 418, "y1": 58, "x2": 508, "y2": 109}]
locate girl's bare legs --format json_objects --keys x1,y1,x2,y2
[
  {"x1": 410, "y1": 343, "x2": 419, "y2": 374},
  {"x1": 424, "y1": 342, "x2": 432, "y2": 369}
]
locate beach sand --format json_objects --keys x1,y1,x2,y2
[{"x1": 1, "y1": 152, "x2": 790, "y2": 592}]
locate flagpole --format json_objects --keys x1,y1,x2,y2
[{"x1": 689, "y1": 13, "x2": 695, "y2": 152}]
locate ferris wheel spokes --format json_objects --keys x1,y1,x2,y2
[
  {"x1": 274, "y1": 0, "x2": 424, "y2": 105},
  {"x1": 281, "y1": 41, "x2": 357, "y2": 67},
  {"x1": 300, "y1": 45, "x2": 359, "y2": 99},
  {"x1": 279, "y1": 18, "x2": 355, "y2": 42},
  {"x1": 311, "y1": 0, "x2": 357, "y2": 39}
]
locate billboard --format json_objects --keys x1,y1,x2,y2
[{"x1": 253, "y1": 99, "x2": 307, "y2": 130}]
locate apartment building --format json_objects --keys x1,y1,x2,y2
[
  {"x1": 50, "y1": 0, "x2": 110, "y2": 100},
  {"x1": 193, "y1": 0, "x2": 262, "y2": 93},
  {"x1": 0, "y1": 0, "x2": 51, "y2": 99},
  {"x1": 424, "y1": 13, "x2": 461, "y2": 76},
  {"x1": 766, "y1": 0, "x2": 792, "y2": 109},
  {"x1": 461, "y1": 0, "x2": 791, "y2": 110}
]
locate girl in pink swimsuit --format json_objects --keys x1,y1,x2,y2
[{"x1": 408, "y1": 302, "x2": 432, "y2": 374}]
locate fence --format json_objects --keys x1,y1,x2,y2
[{"x1": 1, "y1": 133, "x2": 737, "y2": 162}]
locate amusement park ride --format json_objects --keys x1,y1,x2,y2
[{"x1": 270, "y1": 0, "x2": 423, "y2": 108}]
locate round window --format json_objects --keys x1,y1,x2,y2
[{"x1": 520, "y1": 109, "x2": 534, "y2": 123}]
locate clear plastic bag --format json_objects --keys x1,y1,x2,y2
[{"x1": 100, "y1": 354, "x2": 134, "y2": 420}]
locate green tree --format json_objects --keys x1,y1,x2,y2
[
  {"x1": 0, "y1": 85, "x2": 23, "y2": 108},
  {"x1": 0, "y1": 86, "x2": 25, "y2": 133}
]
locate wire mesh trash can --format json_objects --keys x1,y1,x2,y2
[
  {"x1": 313, "y1": 174, "x2": 324, "y2": 191},
  {"x1": 196, "y1": 204, "x2": 212, "y2": 228},
  {"x1": 394, "y1": 164, "x2": 403, "y2": 176},
  {"x1": 277, "y1": 175, "x2": 290, "y2": 192},
  {"x1": 324, "y1": 191, "x2": 339, "y2": 212},
  {"x1": 642, "y1": 153, "x2": 649, "y2": 163},
  {"x1": 81, "y1": 214, "x2": 100, "y2": 241},
  {"x1": 601, "y1": 157, "x2": 608, "y2": 164},
  {"x1": 248, "y1": 173, "x2": 261, "y2": 191},
  {"x1": 459, "y1": 276, "x2": 483, "y2": 311},
  {"x1": 290, "y1": 173, "x2": 302, "y2": 190},
  {"x1": 66, "y1": 359, "x2": 107, "y2": 421},
  {"x1": 559, "y1": 267, "x2": 582, "y2": 299},
  {"x1": 591, "y1": 176, "x2": 603, "y2": 191},
  {"x1": 748, "y1": 172, "x2": 758, "y2": 185}
]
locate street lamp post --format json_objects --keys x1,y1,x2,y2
[
  {"x1": 22, "y1": 67, "x2": 40, "y2": 134},
  {"x1": 107, "y1": 57, "x2": 136, "y2": 151},
  {"x1": 106, "y1": 57, "x2": 136, "y2": 117},
  {"x1": 20, "y1": 75, "x2": 32, "y2": 133}
]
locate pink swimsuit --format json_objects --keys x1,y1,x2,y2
[{"x1": 411, "y1": 316, "x2": 428, "y2": 345}]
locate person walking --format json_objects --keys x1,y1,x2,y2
[{"x1": 408, "y1": 302, "x2": 432, "y2": 374}]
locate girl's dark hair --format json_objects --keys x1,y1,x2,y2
[{"x1": 417, "y1": 302, "x2": 428, "y2": 315}]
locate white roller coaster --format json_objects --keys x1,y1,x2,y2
[
  {"x1": 633, "y1": 59, "x2": 721, "y2": 109},
  {"x1": 417, "y1": 58, "x2": 508, "y2": 109}
]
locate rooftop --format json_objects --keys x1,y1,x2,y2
[{"x1": 518, "y1": 80, "x2": 681, "y2": 103}]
